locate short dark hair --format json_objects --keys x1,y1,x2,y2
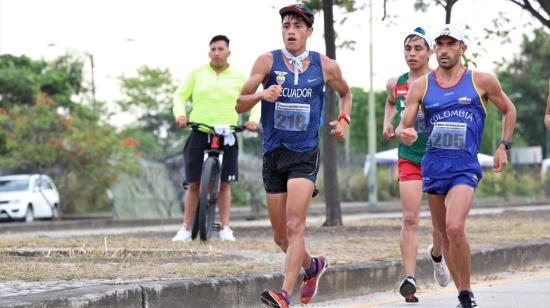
[
  {"x1": 210, "y1": 35, "x2": 230, "y2": 46},
  {"x1": 281, "y1": 13, "x2": 311, "y2": 27},
  {"x1": 404, "y1": 34, "x2": 430, "y2": 50}
]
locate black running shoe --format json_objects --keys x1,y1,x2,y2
[
  {"x1": 457, "y1": 291, "x2": 478, "y2": 308},
  {"x1": 399, "y1": 276, "x2": 419, "y2": 303}
]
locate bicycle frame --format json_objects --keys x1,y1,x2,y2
[
  {"x1": 187, "y1": 122, "x2": 246, "y2": 241},
  {"x1": 203, "y1": 135, "x2": 224, "y2": 168},
  {"x1": 203, "y1": 136, "x2": 223, "y2": 210},
  {"x1": 191, "y1": 121, "x2": 247, "y2": 176}
]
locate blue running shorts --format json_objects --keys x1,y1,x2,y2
[
  {"x1": 422, "y1": 172, "x2": 481, "y2": 195},
  {"x1": 421, "y1": 154, "x2": 482, "y2": 195}
]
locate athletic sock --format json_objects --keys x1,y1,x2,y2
[
  {"x1": 281, "y1": 289, "x2": 291, "y2": 305},
  {"x1": 458, "y1": 290, "x2": 471, "y2": 298},
  {"x1": 305, "y1": 257, "x2": 318, "y2": 277},
  {"x1": 431, "y1": 253, "x2": 443, "y2": 263}
]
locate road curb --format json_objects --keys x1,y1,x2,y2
[{"x1": 2, "y1": 240, "x2": 549, "y2": 307}]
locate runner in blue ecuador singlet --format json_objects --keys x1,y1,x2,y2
[{"x1": 261, "y1": 50, "x2": 325, "y2": 154}]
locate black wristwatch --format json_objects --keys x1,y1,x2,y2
[{"x1": 499, "y1": 140, "x2": 512, "y2": 151}]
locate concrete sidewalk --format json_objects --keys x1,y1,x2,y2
[{"x1": 2, "y1": 240, "x2": 549, "y2": 307}]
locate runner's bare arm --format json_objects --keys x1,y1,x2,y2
[
  {"x1": 545, "y1": 80, "x2": 550, "y2": 129},
  {"x1": 236, "y1": 53, "x2": 280, "y2": 113},
  {"x1": 322, "y1": 56, "x2": 352, "y2": 116},
  {"x1": 475, "y1": 71, "x2": 517, "y2": 173},
  {"x1": 395, "y1": 76, "x2": 424, "y2": 146},
  {"x1": 383, "y1": 77, "x2": 398, "y2": 141},
  {"x1": 321, "y1": 55, "x2": 352, "y2": 141}
]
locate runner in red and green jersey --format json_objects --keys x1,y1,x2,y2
[
  {"x1": 393, "y1": 72, "x2": 428, "y2": 165},
  {"x1": 383, "y1": 27, "x2": 450, "y2": 303}
]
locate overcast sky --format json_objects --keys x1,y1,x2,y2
[{"x1": 0, "y1": 0, "x2": 542, "y2": 125}]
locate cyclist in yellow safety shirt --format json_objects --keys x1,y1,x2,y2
[{"x1": 172, "y1": 34, "x2": 259, "y2": 242}]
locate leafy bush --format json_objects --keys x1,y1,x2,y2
[{"x1": 478, "y1": 167, "x2": 542, "y2": 198}]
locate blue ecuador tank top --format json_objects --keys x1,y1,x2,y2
[
  {"x1": 261, "y1": 50, "x2": 325, "y2": 154},
  {"x1": 421, "y1": 69, "x2": 487, "y2": 177}
]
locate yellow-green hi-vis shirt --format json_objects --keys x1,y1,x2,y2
[{"x1": 172, "y1": 63, "x2": 261, "y2": 131}]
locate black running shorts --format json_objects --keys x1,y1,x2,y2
[
  {"x1": 183, "y1": 130, "x2": 239, "y2": 183},
  {"x1": 262, "y1": 147, "x2": 320, "y2": 193}
]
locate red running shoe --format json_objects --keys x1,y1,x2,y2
[
  {"x1": 299, "y1": 256, "x2": 328, "y2": 304},
  {"x1": 260, "y1": 289, "x2": 289, "y2": 308}
]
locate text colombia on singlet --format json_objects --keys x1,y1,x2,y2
[{"x1": 429, "y1": 109, "x2": 473, "y2": 125}]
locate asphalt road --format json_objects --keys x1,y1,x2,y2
[{"x1": 309, "y1": 267, "x2": 550, "y2": 308}]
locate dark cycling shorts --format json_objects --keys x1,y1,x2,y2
[
  {"x1": 262, "y1": 147, "x2": 320, "y2": 194},
  {"x1": 183, "y1": 130, "x2": 239, "y2": 183}
]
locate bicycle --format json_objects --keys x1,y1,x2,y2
[{"x1": 186, "y1": 122, "x2": 247, "y2": 241}]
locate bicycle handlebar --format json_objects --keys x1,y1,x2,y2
[{"x1": 187, "y1": 122, "x2": 247, "y2": 133}]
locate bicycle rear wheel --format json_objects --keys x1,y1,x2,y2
[
  {"x1": 191, "y1": 206, "x2": 200, "y2": 240},
  {"x1": 198, "y1": 157, "x2": 221, "y2": 241}
]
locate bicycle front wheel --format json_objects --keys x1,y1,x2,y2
[{"x1": 198, "y1": 157, "x2": 221, "y2": 241}]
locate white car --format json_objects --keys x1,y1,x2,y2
[{"x1": 0, "y1": 174, "x2": 61, "y2": 222}]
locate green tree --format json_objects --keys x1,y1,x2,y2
[
  {"x1": 0, "y1": 54, "x2": 138, "y2": 212},
  {"x1": 0, "y1": 54, "x2": 83, "y2": 109},
  {"x1": 479, "y1": 103, "x2": 502, "y2": 155},
  {"x1": 117, "y1": 66, "x2": 178, "y2": 156},
  {"x1": 120, "y1": 126, "x2": 164, "y2": 154},
  {"x1": 349, "y1": 87, "x2": 396, "y2": 154},
  {"x1": 497, "y1": 28, "x2": 550, "y2": 154},
  {"x1": 0, "y1": 97, "x2": 138, "y2": 212}
]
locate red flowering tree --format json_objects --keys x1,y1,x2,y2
[{"x1": 0, "y1": 54, "x2": 139, "y2": 212}]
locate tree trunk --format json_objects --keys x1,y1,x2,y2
[
  {"x1": 322, "y1": 0, "x2": 343, "y2": 226},
  {"x1": 445, "y1": 0, "x2": 455, "y2": 23}
]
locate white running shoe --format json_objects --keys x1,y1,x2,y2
[
  {"x1": 172, "y1": 225, "x2": 192, "y2": 242},
  {"x1": 428, "y1": 244, "x2": 451, "y2": 287},
  {"x1": 219, "y1": 225, "x2": 236, "y2": 241}
]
